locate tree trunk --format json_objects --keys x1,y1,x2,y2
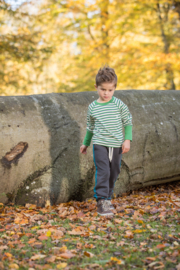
[
  {"x1": 99, "y1": 0, "x2": 109, "y2": 59},
  {"x1": 156, "y1": 3, "x2": 176, "y2": 90},
  {"x1": 0, "y1": 90, "x2": 180, "y2": 206}
]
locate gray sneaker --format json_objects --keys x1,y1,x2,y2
[
  {"x1": 107, "y1": 200, "x2": 115, "y2": 210},
  {"x1": 97, "y1": 199, "x2": 114, "y2": 216}
]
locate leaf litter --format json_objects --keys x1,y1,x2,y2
[{"x1": 0, "y1": 181, "x2": 180, "y2": 269}]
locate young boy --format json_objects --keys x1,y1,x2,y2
[{"x1": 80, "y1": 66, "x2": 132, "y2": 216}]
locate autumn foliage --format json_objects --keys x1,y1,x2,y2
[
  {"x1": 0, "y1": 181, "x2": 180, "y2": 269},
  {"x1": 0, "y1": 0, "x2": 180, "y2": 95}
]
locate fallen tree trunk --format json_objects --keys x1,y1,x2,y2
[{"x1": 0, "y1": 91, "x2": 180, "y2": 206}]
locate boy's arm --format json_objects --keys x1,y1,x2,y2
[
  {"x1": 83, "y1": 130, "x2": 93, "y2": 146},
  {"x1": 124, "y1": 125, "x2": 132, "y2": 141},
  {"x1": 81, "y1": 105, "x2": 94, "y2": 151},
  {"x1": 120, "y1": 101, "x2": 133, "y2": 141}
]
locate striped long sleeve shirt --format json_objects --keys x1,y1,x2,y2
[{"x1": 83, "y1": 96, "x2": 132, "y2": 147}]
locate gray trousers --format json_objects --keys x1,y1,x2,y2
[{"x1": 93, "y1": 144, "x2": 122, "y2": 201}]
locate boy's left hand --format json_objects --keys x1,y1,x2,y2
[{"x1": 122, "y1": 140, "x2": 130, "y2": 154}]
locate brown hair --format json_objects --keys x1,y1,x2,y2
[{"x1": 96, "y1": 65, "x2": 117, "y2": 87}]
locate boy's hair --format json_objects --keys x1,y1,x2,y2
[{"x1": 96, "y1": 65, "x2": 117, "y2": 87}]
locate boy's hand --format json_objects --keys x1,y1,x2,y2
[
  {"x1": 80, "y1": 145, "x2": 88, "y2": 154},
  {"x1": 122, "y1": 140, "x2": 130, "y2": 154}
]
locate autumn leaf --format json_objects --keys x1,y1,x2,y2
[
  {"x1": 77, "y1": 211, "x2": 85, "y2": 218},
  {"x1": 137, "y1": 219, "x2": 144, "y2": 224},
  {"x1": 124, "y1": 230, "x2": 134, "y2": 239},
  {"x1": 111, "y1": 257, "x2": 124, "y2": 265},
  {"x1": 76, "y1": 242, "x2": 83, "y2": 249},
  {"x1": 31, "y1": 254, "x2": 46, "y2": 260},
  {"x1": 84, "y1": 243, "x2": 95, "y2": 249},
  {"x1": 9, "y1": 263, "x2": 19, "y2": 269},
  {"x1": 56, "y1": 263, "x2": 67, "y2": 269},
  {"x1": 146, "y1": 257, "x2": 156, "y2": 261},
  {"x1": 114, "y1": 219, "x2": 123, "y2": 224},
  {"x1": 28, "y1": 238, "x2": 36, "y2": 244},
  {"x1": 132, "y1": 210, "x2": 141, "y2": 219},
  {"x1": 4, "y1": 252, "x2": 13, "y2": 258},
  {"x1": 59, "y1": 246, "x2": 67, "y2": 253},
  {"x1": 25, "y1": 204, "x2": 37, "y2": 210},
  {"x1": 0, "y1": 245, "x2": 8, "y2": 250},
  {"x1": 67, "y1": 229, "x2": 86, "y2": 236},
  {"x1": 117, "y1": 241, "x2": 125, "y2": 246},
  {"x1": 45, "y1": 255, "x2": 56, "y2": 263},
  {"x1": 59, "y1": 251, "x2": 75, "y2": 259},
  {"x1": 0, "y1": 203, "x2": 4, "y2": 213},
  {"x1": 38, "y1": 235, "x2": 48, "y2": 241},
  {"x1": 133, "y1": 229, "x2": 146, "y2": 233},
  {"x1": 84, "y1": 251, "x2": 94, "y2": 257},
  {"x1": 156, "y1": 244, "x2": 166, "y2": 249},
  {"x1": 46, "y1": 230, "x2": 51, "y2": 237}
]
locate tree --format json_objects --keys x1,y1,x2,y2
[
  {"x1": 0, "y1": 0, "x2": 54, "y2": 95},
  {"x1": 1, "y1": 0, "x2": 180, "y2": 95},
  {"x1": 47, "y1": 0, "x2": 180, "y2": 91}
]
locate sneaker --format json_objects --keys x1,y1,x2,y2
[
  {"x1": 97, "y1": 199, "x2": 114, "y2": 216},
  {"x1": 107, "y1": 200, "x2": 115, "y2": 210}
]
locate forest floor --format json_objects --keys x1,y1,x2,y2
[{"x1": 0, "y1": 181, "x2": 180, "y2": 270}]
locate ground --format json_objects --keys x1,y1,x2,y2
[{"x1": 0, "y1": 181, "x2": 180, "y2": 270}]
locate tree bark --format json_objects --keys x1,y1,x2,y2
[
  {"x1": 156, "y1": 3, "x2": 176, "y2": 90},
  {"x1": 0, "y1": 90, "x2": 180, "y2": 206},
  {"x1": 99, "y1": 0, "x2": 109, "y2": 59}
]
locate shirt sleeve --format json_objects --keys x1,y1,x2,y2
[
  {"x1": 124, "y1": 125, "x2": 132, "y2": 141},
  {"x1": 83, "y1": 130, "x2": 93, "y2": 146},
  {"x1": 86, "y1": 105, "x2": 95, "y2": 133},
  {"x1": 83, "y1": 105, "x2": 94, "y2": 146},
  {"x1": 120, "y1": 101, "x2": 133, "y2": 141},
  {"x1": 120, "y1": 101, "x2": 132, "y2": 127}
]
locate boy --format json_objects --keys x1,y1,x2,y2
[{"x1": 80, "y1": 66, "x2": 132, "y2": 216}]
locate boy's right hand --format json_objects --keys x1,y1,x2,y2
[{"x1": 80, "y1": 145, "x2": 88, "y2": 154}]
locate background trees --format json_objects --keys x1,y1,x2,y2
[{"x1": 0, "y1": 0, "x2": 180, "y2": 95}]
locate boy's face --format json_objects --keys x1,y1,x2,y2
[{"x1": 95, "y1": 82, "x2": 116, "y2": 103}]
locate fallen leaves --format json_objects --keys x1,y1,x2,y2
[
  {"x1": 124, "y1": 230, "x2": 134, "y2": 239},
  {"x1": 0, "y1": 245, "x2": 8, "y2": 250},
  {"x1": 56, "y1": 263, "x2": 67, "y2": 269},
  {"x1": 0, "y1": 181, "x2": 179, "y2": 270},
  {"x1": 8, "y1": 263, "x2": 19, "y2": 269},
  {"x1": 133, "y1": 229, "x2": 146, "y2": 233},
  {"x1": 0, "y1": 203, "x2": 5, "y2": 213},
  {"x1": 84, "y1": 251, "x2": 94, "y2": 257},
  {"x1": 59, "y1": 251, "x2": 75, "y2": 259},
  {"x1": 38, "y1": 235, "x2": 48, "y2": 241},
  {"x1": 156, "y1": 244, "x2": 166, "y2": 249},
  {"x1": 31, "y1": 254, "x2": 46, "y2": 260}
]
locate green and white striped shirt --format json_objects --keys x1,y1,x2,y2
[{"x1": 83, "y1": 96, "x2": 132, "y2": 147}]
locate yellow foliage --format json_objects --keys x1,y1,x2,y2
[{"x1": 1, "y1": 0, "x2": 180, "y2": 95}]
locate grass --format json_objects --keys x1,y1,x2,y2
[{"x1": 0, "y1": 181, "x2": 180, "y2": 270}]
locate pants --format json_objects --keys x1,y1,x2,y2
[{"x1": 93, "y1": 144, "x2": 122, "y2": 201}]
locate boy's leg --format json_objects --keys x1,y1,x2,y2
[
  {"x1": 93, "y1": 144, "x2": 110, "y2": 201},
  {"x1": 108, "y1": 147, "x2": 122, "y2": 199}
]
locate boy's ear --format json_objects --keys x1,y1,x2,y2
[{"x1": 94, "y1": 84, "x2": 98, "y2": 90}]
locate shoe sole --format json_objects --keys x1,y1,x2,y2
[{"x1": 97, "y1": 211, "x2": 114, "y2": 216}]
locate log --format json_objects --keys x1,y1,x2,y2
[{"x1": 0, "y1": 91, "x2": 180, "y2": 206}]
